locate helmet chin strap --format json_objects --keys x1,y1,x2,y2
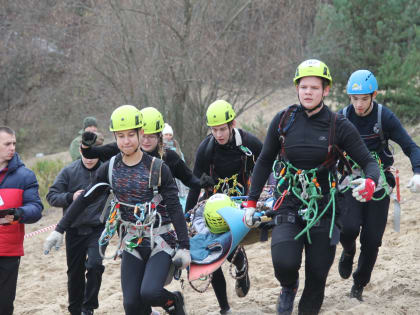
[
  {"x1": 363, "y1": 96, "x2": 374, "y2": 115},
  {"x1": 298, "y1": 94, "x2": 325, "y2": 113}
]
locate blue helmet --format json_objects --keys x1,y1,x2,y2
[{"x1": 346, "y1": 70, "x2": 378, "y2": 94}]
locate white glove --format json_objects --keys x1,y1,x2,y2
[
  {"x1": 351, "y1": 178, "x2": 376, "y2": 202},
  {"x1": 43, "y1": 231, "x2": 64, "y2": 254},
  {"x1": 172, "y1": 249, "x2": 191, "y2": 270},
  {"x1": 244, "y1": 207, "x2": 260, "y2": 228},
  {"x1": 407, "y1": 174, "x2": 420, "y2": 193}
]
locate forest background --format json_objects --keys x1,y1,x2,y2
[{"x1": 1, "y1": 0, "x2": 419, "y2": 165}]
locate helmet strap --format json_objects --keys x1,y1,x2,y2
[
  {"x1": 362, "y1": 95, "x2": 374, "y2": 115},
  {"x1": 298, "y1": 93, "x2": 325, "y2": 113}
]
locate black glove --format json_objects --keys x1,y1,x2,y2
[
  {"x1": 0, "y1": 208, "x2": 23, "y2": 221},
  {"x1": 13, "y1": 208, "x2": 23, "y2": 221},
  {"x1": 81, "y1": 131, "x2": 97, "y2": 147},
  {"x1": 0, "y1": 208, "x2": 17, "y2": 218},
  {"x1": 200, "y1": 173, "x2": 216, "y2": 188}
]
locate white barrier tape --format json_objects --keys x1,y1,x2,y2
[{"x1": 24, "y1": 224, "x2": 57, "y2": 239}]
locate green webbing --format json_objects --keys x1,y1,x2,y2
[
  {"x1": 342, "y1": 151, "x2": 391, "y2": 200},
  {"x1": 272, "y1": 160, "x2": 337, "y2": 244}
]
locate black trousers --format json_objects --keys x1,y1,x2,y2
[
  {"x1": 121, "y1": 248, "x2": 176, "y2": 315},
  {"x1": 0, "y1": 256, "x2": 20, "y2": 315},
  {"x1": 271, "y1": 220, "x2": 336, "y2": 315},
  {"x1": 65, "y1": 226, "x2": 105, "y2": 315},
  {"x1": 210, "y1": 246, "x2": 245, "y2": 311},
  {"x1": 340, "y1": 190, "x2": 390, "y2": 287}
]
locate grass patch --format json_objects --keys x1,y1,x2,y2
[{"x1": 32, "y1": 159, "x2": 66, "y2": 208}]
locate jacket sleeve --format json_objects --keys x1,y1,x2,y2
[
  {"x1": 185, "y1": 139, "x2": 209, "y2": 211},
  {"x1": 69, "y1": 137, "x2": 81, "y2": 161},
  {"x1": 385, "y1": 110, "x2": 420, "y2": 173},
  {"x1": 19, "y1": 169, "x2": 43, "y2": 224},
  {"x1": 159, "y1": 163, "x2": 189, "y2": 249},
  {"x1": 55, "y1": 162, "x2": 110, "y2": 233},
  {"x1": 46, "y1": 167, "x2": 73, "y2": 208},
  {"x1": 165, "y1": 150, "x2": 201, "y2": 190},
  {"x1": 81, "y1": 142, "x2": 119, "y2": 162}
]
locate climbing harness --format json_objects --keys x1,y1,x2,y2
[
  {"x1": 204, "y1": 128, "x2": 256, "y2": 194},
  {"x1": 98, "y1": 155, "x2": 175, "y2": 260},
  {"x1": 272, "y1": 160, "x2": 338, "y2": 244},
  {"x1": 213, "y1": 174, "x2": 244, "y2": 196},
  {"x1": 343, "y1": 103, "x2": 394, "y2": 157}
]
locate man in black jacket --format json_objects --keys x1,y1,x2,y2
[{"x1": 46, "y1": 147, "x2": 108, "y2": 315}]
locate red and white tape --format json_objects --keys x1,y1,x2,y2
[{"x1": 24, "y1": 224, "x2": 57, "y2": 239}]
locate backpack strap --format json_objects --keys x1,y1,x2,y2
[
  {"x1": 149, "y1": 157, "x2": 163, "y2": 192},
  {"x1": 342, "y1": 105, "x2": 350, "y2": 118},
  {"x1": 108, "y1": 155, "x2": 116, "y2": 189},
  {"x1": 375, "y1": 103, "x2": 387, "y2": 151},
  {"x1": 277, "y1": 105, "x2": 299, "y2": 158}
]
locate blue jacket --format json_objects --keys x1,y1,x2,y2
[
  {"x1": 0, "y1": 153, "x2": 43, "y2": 256},
  {"x1": 339, "y1": 102, "x2": 420, "y2": 173}
]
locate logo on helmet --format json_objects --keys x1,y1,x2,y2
[{"x1": 351, "y1": 83, "x2": 363, "y2": 91}]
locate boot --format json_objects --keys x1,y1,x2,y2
[
  {"x1": 350, "y1": 283, "x2": 364, "y2": 301},
  {"x1": 276, "y1": 280, "x2": 299, "y2": 315},
  {"x1": 338, "y1": 249, "x2": 355, "y2": 279},
  {"x1": 164, "y1": 291, "x2": 187, "y2": 315}
]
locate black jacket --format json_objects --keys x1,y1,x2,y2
[
  {"x1": 47, "y1": 159, "x2": 108, "y2": 230},
  {"x1": 249, "y1": 105, "x2": 380, "y2": 202},
  {"x1": 339, "y1": 102, "x2": 420, "y2": 173},
  {"x1": 186, "y1": 128, "x2": 263, "y2": 211},
  {"x1": 55, "y1": 152, "x2": 189, "y2": 249}
]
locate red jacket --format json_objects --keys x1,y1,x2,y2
[{"x1": 0, "y1": 154, "x2": 43, "y2": 256}]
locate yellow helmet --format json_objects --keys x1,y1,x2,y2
[
  {"x1": 206, "y1": 100, "x2": 236, "y2": 127},
  {"x1": 109, "y1": 105, "x2": 143, "y2": 132},
  {"x1": 204, "y1": 193, "x2": 235, "y2": 234},
  {"x1": 293, "y1": 59, "x2": 332, "y2": 87},
  {"x1": 140, "y1": 107, "x2": 164, "y2": 134}
]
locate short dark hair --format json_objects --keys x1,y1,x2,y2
[{"x1": 0, "y1": 126, "x2": 15, "y2": 136}]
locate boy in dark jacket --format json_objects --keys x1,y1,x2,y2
[
  {"x1": 0, "y1": 126, "x2": 43, "y2": 315},
  {"x1": 46, "y1": 146, "x2": 108, "y2": 315}
]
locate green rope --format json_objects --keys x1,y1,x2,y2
[
  {"x1": 342, "y1": 151, "x2": 391, "y2": 200},
  {"x1": 272, "y1": 160, "x2": 337, "y2": 244}
]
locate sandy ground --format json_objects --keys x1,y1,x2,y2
[{"x1": 14, "y1": 145, "x2": 420, "y2": 315}]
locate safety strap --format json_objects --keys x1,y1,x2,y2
[
  {"x1": 205, "y1": 128, "x2": 254, "y2": 191},
  {"x1": 277, "y1": 105, "x2": 346, "y2": 171},
  {"x1": 107, "y1": 155, "x2": 162, "y2": 196},
  {"x1": 108, "y1": 155, "x2": 116, "y2": 189},
  {"x1": 343, "y1": 103, "x2": 386, "y2": 152}
]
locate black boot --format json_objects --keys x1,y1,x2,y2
[
  {"x1": 338, "y1": 249, "x2": 355, "y2": 279},
  {"x1": 350, "y1": 283, "x2": 364, "y2": 301},
  {"x1": 164, "y1": 291, "x2": 187, "y2": 315},
  {"x1": 276, "y1": 280, "x2": 299, "y2": 315}
]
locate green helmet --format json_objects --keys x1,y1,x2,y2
[
  {"x1": 206, "y1": 100, "x2": 236, "y2": 127},
  {"x1": 293, "y1": 59, "x2": 332, "y2": 87},
  {"x1": 140, "y1": 107, "x2": 164, "y2": 134},
  {"x1": 109, "y1": 105, "x2": 143, "y2": 132},
  {"x1": 204, "y1": 193, "x2": 235, "y2": 234}
]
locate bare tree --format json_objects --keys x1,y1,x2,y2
[{"x1": 77, "y1": 0, "x2": 318, "y2": 162}]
